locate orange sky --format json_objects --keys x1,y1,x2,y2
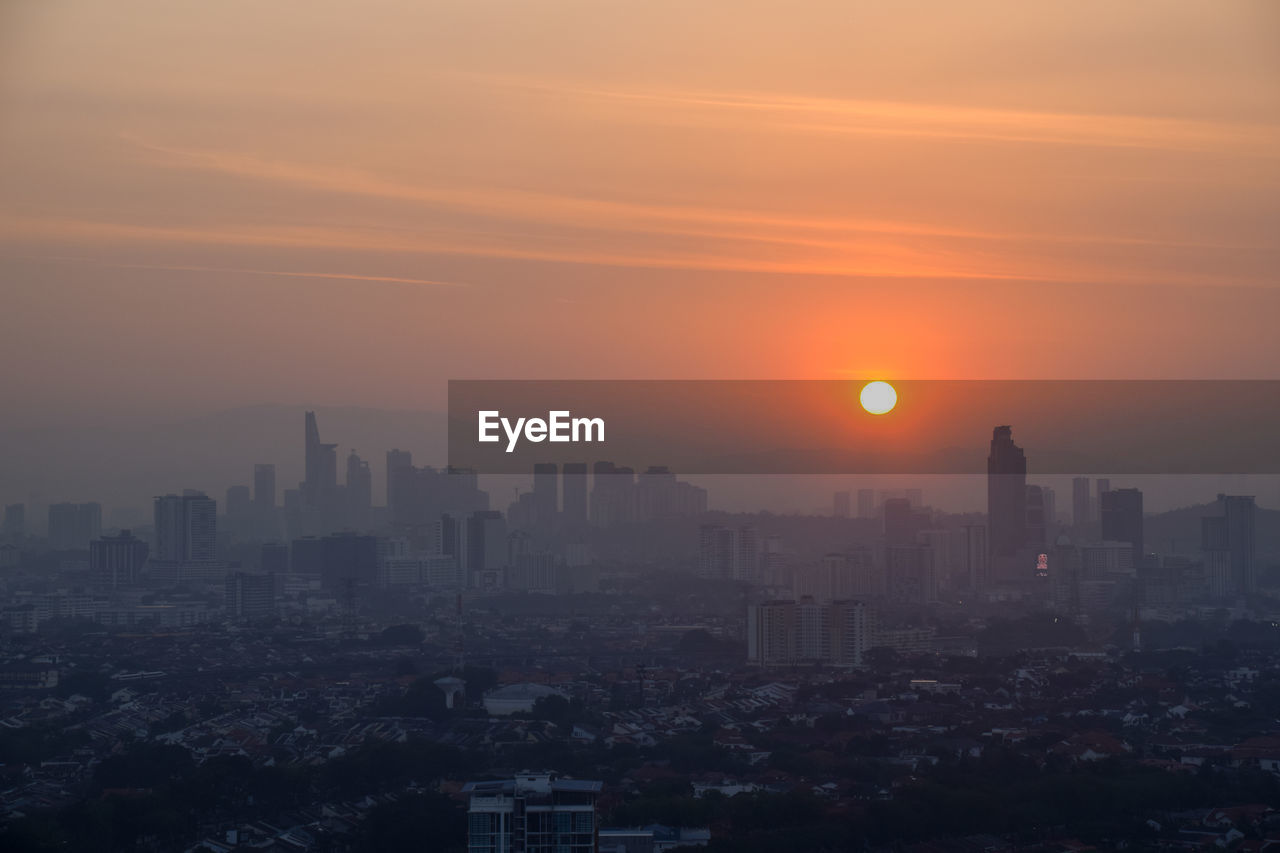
[{"x1": 2, "y1": 0, "x2": 1279, "y2": 426}]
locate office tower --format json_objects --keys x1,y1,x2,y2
[
  {"x1": 1100, "y1": 487, "x2": 1143, "y2": 565},
  {"x1": 697, "y1": 524, "x2": 736, "y2": 580},
  {"x1": 905, "y1": 488, "x2": 923, "y2": 509},
  {"x1": 346, "y1": 450, "x2": 373, "y2": 529},
  {"x1": 960, "y1": 524, "x2": 988, "y2": 590},
  {"x1": 253, "y1": 464, "x2": 276, "y2": 509},
  {"x1": 154, "y1": 492, "x2": 217, "y2": 562},
  {"x1": 90, "y1": 530, "x2": 148, "y2": 591},
  {"x1": 1041, "y1": 486, "x2": 1057, "y2": 527},
  {"x1": 857, "y1": 488, "x2": 876, "y2": 519},
  {"x1": 1202, "y1": 495, "x2": 1256, "y2": 595},
  {"x1": 589, "y1": 462, "x2": 635, "y2": 526},
  {"x1": 735, "y1": 524, "x2": 759, "y2": 582},
  {"x1": 833, "y1": 490, "x2": 851, "y2": 518},
  {"x1": 225, "y1": 571, "x2": 275, "y2": 622},
  {"x1": 463, "y1": 773, "x2": 601, "y2": 853},
  {"x1": 634, "y1": 466, "x2": 706, "y2": 521},
  {"x1": 386, "y1": 449, "x2": 414, "y2": 523},
  {"x1": 302, "y1": 411, "x2": 338, "y2": 522},
  {"x1": 3, "y1": 503, "x2": 24, "y2": 542},
  {"x1": 1095, "y1": 479, "x2": 1111, "y2": 503},
  {"x1": 919, "y1": 529, "x2": 955, "y2": 591},
  {"x1": 532, "y1": 463, "x2": 559, "y2": 530},
  {"x1": 224, "y1": 485, "x2": 252, "y2": 539},
  {"x1": 466, "y1": 510, "x2": 508, "y2": 582},
  {"x1": 1072, "y1": 477, "x2": 1091, "y2": 526},
  {"x1": 1024, "y1": 485, "x2": 1046, "y2": 550},
  {"x1": 47, "y1": 502, "x2": 102, "y2": 550},
  {"x1": 1049, "y1": 535, "x2": 1082, "y2": 616},
  {"x1": 561, "y1": 462, "x2": 588, "y2": 527},
  {"x1": 987, "y1": 426, "x2": 1027, "y2": 558}
]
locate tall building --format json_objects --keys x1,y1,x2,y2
[
  {"x1": 462, "y1": 773, "x2": 601, "y2": 853},
  {"x1": 747, "y1": 598, "x2": 872, "y2": 667},
  {"x1": 224, "y1": 484, "x2": 252, "y2": 539},
  {"x1": 253, "y1": 464, "x2": 276, "y2": 509},
  {"x1": 1100, "y1": 487, "x2": 1143, "y2": 565},
  {"x1": 1202, "y1": 495, "x2": 1256, "y2": 596},
  {"x1": 698, "y1": 523, "x2": 758, "y2": 581},
  {"x1": 1041, "y1": 486, "x2": 1057, "y2": 528},
  {"x1": 960, "y1": 524, "x2": 989, "y2": 591},
  {"x1": 884, "y1": 497, "x2": 928, "y2": 546},
  {"x1": 1072, "y1": 477, "x2": 1091, "y2": 526},
  {"x1": 151, "y1": 491, "x2": 220, "y2": 584},
  {"x1": 589, "y1": 462, "x2": 634, "y2": 526},
  {"x1": 987, "y1": 426, "x2": 1027, "y2": 559},
  {"x1": 532, "y1": 463, "x2": 559, "y2": 530},
  {"x1": 466, "y1": 510, "x2": 508, "y2": 585},
  {"x1": 302, "y1": 411, "x2": 339, "y2": 525},
  {"x1": 90, "y1": 530, "x2": 148, "y2": 591},
  {"x1": 3, "y1": 503, "x2": 24, "y2": 542},
  {"x1": 856, "y1": 488, "x2": 876, "y2": 519},
  {"x1": 346, "y1": 450, "x2": 373, "y2": 529},
  {"x1": 47, "y1": 502, "x2": 102, "y2": 550},
  {"x1": 561, "y1": 462, "x2": 588, "y2": 527},
  {"x1": 1024, "y1": 485, "x2": 1046, "y2": 550},
  {"x1": 386, "y1": 449, "x2": 415, "y2": 524},
  {"x1": 833, "y1": 490, "x2": 851, "y2": 518},
  {"x1": 225, "y1": 571, "x2": 275, "y2": 622},
  {"x1": 154, "y1": 492, "x2": 218, "y2": 563}
]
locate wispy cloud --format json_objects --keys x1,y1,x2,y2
[
  {"x1": 27, "y1": 254, "x2": 470, "y2": 288},
  {"x1": 479, "y1": 75, "x2": 1280, "y2": 157}
]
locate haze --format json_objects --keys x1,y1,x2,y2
[{"x1": 2, "y1": 0, "x2": 1279, "y2": 429}]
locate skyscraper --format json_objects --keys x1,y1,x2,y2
[
  {"x1": 153, "y1": 492, "x2": 217, "y2": 563},
  {"x1": 386, "y1": 448, "x2": 415, "y2": 524},
  {"x1": 986, "y1": 426, "x2": 1027, "y2": 559},
  {"x1": 1072, "y1": 477, "x2": 1091, "y2": 526},
  {"x1": 302, "y1": 410, "x2": 338, "y2": 523},
  {"x1": 346, "y1": 449, "x2": 373, "y2": 529},
  {"x1": 856, "y1": 488, "x2": 876, "y2": 519},
  {"x1": 253, "y1": 464, "x2": 276, "y2": 509},
  {"x1": 561, "y1": 462, "x2": 588, "y2": 527},
  {"x1": 532, "y1": 463, "x2": 559, "y2": 530},
  {"x1": 3, "y1": 503, "x2": 24, "y2": 542},
  {"x1": 1024, "y1": 485, "x2": 1046, "y2": 550},
  {"x1": 833, "y1": 490, "x2": 851, "y2": 518},
  {"x1": 1202, "y1": 495, "x2": 1256, "y2": 596},
  {"x1": 90, "y1": 529, "x2": 148, "y2": 591},
  {"x1": 1100, "y1": 487, "x2": 1144, "y2": 565}
]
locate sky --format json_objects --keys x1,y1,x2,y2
[{"x1": 2, "y1": 0, "x2": 1280, "y2": 429}]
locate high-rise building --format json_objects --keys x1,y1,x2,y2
[
  {"x1": 1100, "y1": 487, "x2": 1143, "y2": 565},
  {"x1": 47, "y1": 502, "x2": 102, "y2": 550},
  {"x1": 1072, "y1": 477, "x2": 1091, "y2": 526},
  {"x1": 1041, "y1": 486, "x2": 1057, "y2": 528},
  {"x1": 884, "y1": 497, "x2": 928, "y2": 546},
  {"x1": 856, "y1": 488, "x2": 876, "y2": 519},
  {"x1": 154, "y1": 492, "x2": 217, "y2": 563},
  {"x1": 302, "y1": 411, "x2": 339, "y2": 526},
  {"x1": 90, "y1": 530, "x2": 148, "y2": 591},
  {"x1": 697, "y1": 523, "x2": 758, "y2": 581},
  {"x1": 960, "y1": 524, "x2": 988, "y2": 590},
  {"x1": 3, "y1": 503, "x2": 24, "y2": 542},
  {"x1": 253, "y1": 464, "x2": 276, "y2": 509},
  {"x1": 561, "y1": 463, "x2": 588, "y2": 527},
  {"x1": 466, "y1": 510, "x2": 508, "y2": 584},
  {"x1": 346, "y1": 450, "x2": 373, "y2": 529},
  {"x1": 987, "y1": 426, "x2": 1027, "y2": 558},
  {"x1": 386, "y1": 449, "x2": 415, "y2": 523},
  {"x1": 747, "y1": 598, "x2": 872, "y2": 667},
  {"x1": 1024, "y1": 485, "x2": 1046, "y2": 550},
  {"x1": 151, "y1": 491, "x2": 220, "y2": 584},
  {"x1": 532, "y1": 463, "x2": 559, "y2": 530},
  {"x1": 589, "y1": 462, "x2": 634, "y2": 526},
  {"x1": 886, "y1": 544, "x2": 936, "y2": 603},
  {"x1": 833, "y1": 490, "x2": 851, "y2": 518},
  {"x1": 225, "y1": 571, "x2": 275, "y2": 622},
  {"x1": 462, "y1": 773, "x2": 601, "y2": 853},
  {"x1": 1202, "y1": 495, "x2": 1256, "y2": 596}
]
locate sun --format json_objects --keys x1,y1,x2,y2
[{"x1": 860, "y1": 380, "x2": 897, "y2": 415}]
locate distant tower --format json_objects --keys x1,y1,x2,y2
[
  {"x1": 561, "y1": 463, "x2": 588, "y2": 527},
  {"x1": 1072, "y1": 477, "x2": 1091, "y2": 526},
  {"x1": 532, "y1": 463, "x2": 559, "y2": 531},
  {"x1": 1100, "y1": 487, "x2": 1144, "y2": 566},
  {"x1": 987, "y1": 426, "x2": 1027, "y2": 559}
]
